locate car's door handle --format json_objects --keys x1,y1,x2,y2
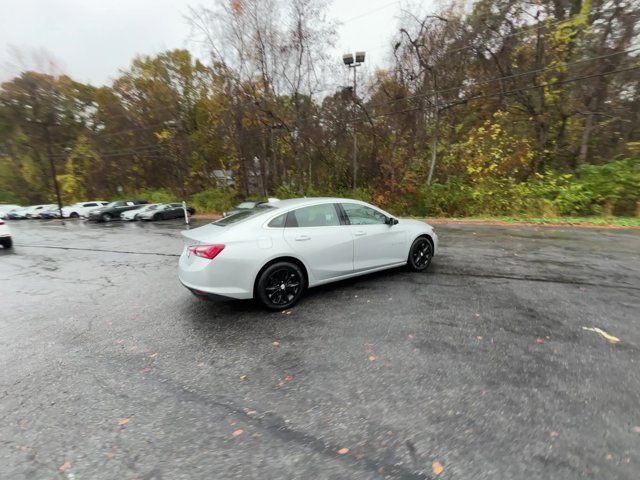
[
  {"x1": 354, "y1": 230, "x2": 366, "y2": 236},
  {"x1": 295, "y1": 235, "x2": 311, "y2": 241}
]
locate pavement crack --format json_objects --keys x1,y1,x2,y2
[
  {"x1": 15, "y1": 244, "x2": 180, "y2": 257},
  {"x1": 433, "y1": 269, "x2": 640, "y2": 291}
]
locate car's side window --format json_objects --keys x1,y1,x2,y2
[
  {"x1": 85, "y1": 203, "x2": 96, "y2": 207},
  {"x1": 287, "y1": 204, "x2": 340, "y2": 228},
  {"x1": 341, "y1": 203, "x2": 387, "y2": 225},
  {"x1": 268, "y1": 213, "x2": 286, "y2": 228}
]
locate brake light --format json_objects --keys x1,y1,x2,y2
[
  {"x1": 188, "y1": 244, "x2": 225, "y2": 260},
  {"x1": 0, "y1": 220, "x2": 4, "y2": 225}
]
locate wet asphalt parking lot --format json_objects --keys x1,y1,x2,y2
[{"x1": 1, "y1": 219, "x2": 639, "y2": 480}]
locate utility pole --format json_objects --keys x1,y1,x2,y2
[
  {"x1": 343, "y1": 51, "x2": 366, "y2": 190},
  {"x1": 427, "y1": 90, "x2": 439, "y2": 186},
  {"x1": 44, "y1": 127, "x2": 63, "y2": 218},
  {"x1": 427, "y1": 65, "x2": 440, "y2": 187}
]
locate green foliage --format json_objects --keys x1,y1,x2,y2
[
  {"x1": 424, "y1": 158, "x2": 640, "y2": 217},
  {"x1": 189, "y1": 188, "x2": 237, "y2": 214},
  {"x1": 140, "y1": 189, "x2": 177, "y2": 204}
]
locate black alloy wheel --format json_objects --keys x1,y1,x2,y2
[
  {"x1": 101, "y1": 213, "x2": 112, "y2": 222},
  {"x1": 70, "y1": 212, "x2": 79, "y2": 218},
  {"x1": 408, "y1": 237, "x2": 433, "y2": 271},
  {"x1": 257, "y1": 262, "x2": 304, "y2": 310}
]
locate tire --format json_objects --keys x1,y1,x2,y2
[
  {"x1": 101, "y1": 213, "x2": 112, "y2": 222},
  {"x1": 407, "y1": 236, "x2": 433, "y2": 272},
  {"x1": 1, "y1": 237, "x2": 12, "y2": 249},
  {"x1": 153, "y1": 213, "x2": 161, "y2": 221},
  {"x1": 70, "y1": 212, "x2": 79, "y2": 218},
  {"x1": 256, "y1": 261, "x2": 305, "y2": 310}
]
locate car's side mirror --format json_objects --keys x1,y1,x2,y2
[{"x1": 386, "y1": 217, "x2": 398, "y2": 226}]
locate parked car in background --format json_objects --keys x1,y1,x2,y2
[
  {"x1": 39, "y1": 206, "x2": 63, "y2": 219},
  {"x1": 178, "y1": 197, "x2": 437, "y2": 310},
  {"x1": 26, "y1": 204, "x2": 57, "y2": 219},
  {"x1": 222, "y1": 198, "x2": 278, "y2": 217},
  {"x1": 139, "y1": 203, "x2": 195, "y2": 221},
  {"x1": 62, "y1": 201, "x2": 109, "y2": 218},
  {"x1": 87, "y1": 200, "x2": 149, "y2": 222},
  {"x1": 0, "y1": 205, "x2": 21, "y2": 219},
  {"x1": 6, "y1": 207, "x2": 30, "y2": 219},
  {"x1": 121, "y1": 203, "x2": 161, "y2": 221},
  {"x1": 0, "y1": 218, "x2": 12, "y2": 248}
]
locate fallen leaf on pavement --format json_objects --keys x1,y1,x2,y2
[
  {"x1": 232, "y1": 429, "x2": 244, "y2": 437},
  {"x1": 139, "y1": 367, "x2": 150, "y2": 374},
  {"x1": 550, "y1": 431, "x2": 559, "y2": 439},
  {"x1": 284, "y1": 375, "x2": 293, "y2": 381},
  {"x1": 148, "y1": 352, "x2": 158, "y2": 358},
  {"x1": 632, "y1": 426, "x2": 640, "y2": 433},
  {"x1": 582, "y1": 327, "x2": 620, "y2": 344},
  {"x1": 58, "y1": 461, "x2": 71, "y2": 472},
  {"x1": 337, "y1": 447, "x2": 349, "y2": 455},
  {"x1": 197, "y1": 362, "x2": 204, "y2": 368},
  {"x1": 272, "y1": 341, "x2": 280, "y2": 347},
  {"x1": 407, "y1": 334, "x2": 415, "y2": 340},
  {"x1": 118, "y1": 418, "x2": 130, "y2": 426},
  {"x1": 368, "y1": 355, "x2": 376, "y2": 362},
  {"x1": 240, "y1": 375, "x2": 248, "y2": 381},
  {"x1": 432, "y1": 461, "x2": 444, "y2": 475},
  {"x1": 364, "y1": 344, "x2": 374, "y2": 353},
  {"x1": 536, "y1": 337, "x2": 544, "y2": 344},
  {"x1": 245, "y1": 410, "x2": 257, "y2": 416},
  {"x1": 477, "y1": 336, "x2": 483, "y2": 340}
]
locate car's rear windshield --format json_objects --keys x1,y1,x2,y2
[
  {"x1": 237, "y1": 202, "x2": 256, "y2": 209},
  {"x1": 212, "y1": 206, "x2": 274, "y2": 226}
]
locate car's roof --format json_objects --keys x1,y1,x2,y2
[{"x1": 266, "y1": 197, "x2": 364, "y2": 210}]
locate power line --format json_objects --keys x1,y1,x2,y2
[
  {"x1": 364, "y1": 47, "x2": 640, "y2": 111},
  {"x1": 349, "y1": 64, "x2": 640, "y2": 124},
  {"x1": 408, "y1": 5, "x2": 624, "y2": 63}
]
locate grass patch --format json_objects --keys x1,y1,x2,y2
[{"x1": 427, "y1": 216, "x2": 640, "y2": 227}]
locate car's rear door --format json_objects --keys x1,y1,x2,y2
[
  {"x1": 340, "y1": 203, "x2": 406, "y2": 272},
  {"x1": 282, "y1": 203, "x2": 354, "y2": 281}
]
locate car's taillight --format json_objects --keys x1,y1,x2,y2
[
  {"x1": 187, "y1": 244, "x2": 225, "y2": 260},
  {"x1": 0, "y1": 220, "x2": 4, "y2": 225}
]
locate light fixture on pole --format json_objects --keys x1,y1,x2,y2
[{"x1": 342, "y1": 51, "x2": 365, "y2": 190}]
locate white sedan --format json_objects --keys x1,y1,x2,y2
[
  {"x1": 121, "y1": 203, "x2": 161, "y2": 221},
  {"x1": 178, "y1": 198, "x2": 437, "y2": 310},
  {"x1": 62, "y1": 201, "x2": 109, "y2": 218},
  {"x1": 0, "y1": 218, "x2": 12, "y2": 248}
]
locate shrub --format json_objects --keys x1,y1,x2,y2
[
  {"x1": 189, "y1": 188, "x2": 237, "y2": 214},
  {"x1": 140, "y1": 188, "x2": 178, "y2": 204}
]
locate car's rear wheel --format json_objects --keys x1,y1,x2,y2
[
  {"x1": 153, "y1": 213, "x2": 161, "y2": 221},
  {"x1": 70, "y1": 212, "x2": 79, "y2": 218},
  {"x1": 407, "y1": 236, "x2": 433, "y2": 271},
  {"x1": 101, "y1": 213, "x2": 112, "y2": 222},
  {"x1": 1, "y1": 237, "x2": 12, "y2": 249},
  {"x1": 256, "y1": 262, "x2": 305, "y2": 310}
]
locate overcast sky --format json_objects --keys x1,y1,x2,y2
[{"x1": 0, "y1": 0, "x2": 433, "y2": 86}]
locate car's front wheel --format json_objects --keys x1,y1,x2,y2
[
  {"x1": 101, "y1": 213, "x2": 112, "y2": 222},
  {"x1": 407, "y1": 236, "x2": 433, "y2": 271},
  {"x1": 0, "y1": 237, "x2": 12, "y2": 249},
  {"x1": 256, "y1": 262, "x2": 305, "y2": 310},
  {"x1": 70, "y1": 212, "x2": 79, "y2": 218}
]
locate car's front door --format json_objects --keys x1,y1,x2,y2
[
  {"x1": 340, "y1": 203, "x2": 406, "y2": 272},
  {"x1": 283, "y1": 203, "x2": 354, "y2": 281}
]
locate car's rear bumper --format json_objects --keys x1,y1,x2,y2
[{"x1": 178, "y1": 249, "x2": 254, "y2": 300}]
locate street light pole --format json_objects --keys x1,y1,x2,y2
[{"x1": 343, "y1": 51, "x2": 366, "y2": 191}]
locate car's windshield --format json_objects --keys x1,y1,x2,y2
[
  {"x1": 213, "y1": 206, "x2": 274, "y2": 226},
  {"x1": 236, "y1": 202, "x2": 256, "y2": 209}
]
